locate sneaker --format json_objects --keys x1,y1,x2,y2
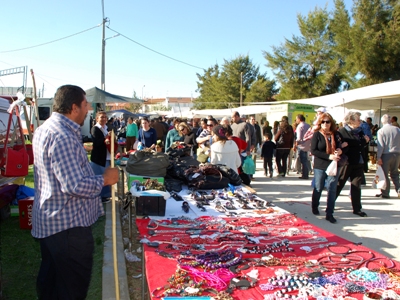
[
  {"x1": 326, "y1": 215, "x2": 337, "y2": 224},
  {"x1": 102, "y1": 197, "x2": 111, "y2": 203}
]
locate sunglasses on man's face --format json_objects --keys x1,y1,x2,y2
[{"x1": 207, "y1": 124, "x2": 214, "y2": 127}]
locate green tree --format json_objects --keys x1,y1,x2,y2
[
  {"x1": 195, "y1": 55, "x2": 278, "y2": 108},
  {"x1": 348, "y1": 0, "x2": 400, "y2": 86},
  {"x1": 264, "y1": 6, "x2": 345, "y2": 100}
]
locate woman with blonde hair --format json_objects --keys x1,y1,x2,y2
[
  {"x1": 210, "y1": 125, "x2": 241, "y2": 174},
  {"x1": 178, "y1": 122, "x2": 197, "y2": 151}
]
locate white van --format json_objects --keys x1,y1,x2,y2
[{"x1": 20, "y1": 98, "x2": 93, "y2": 141}]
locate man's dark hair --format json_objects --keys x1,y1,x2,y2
[
  {"x1": 297, "y1": 114, "x2": 305, "y2": 122},
  {"x1": 265, "y1": 132, "x2": 272, "y2": 140},
  {"x1": 367, "y1": 117, "x2": 372, "y2": 122},
  {"x1": 201, "y1": 118, "x2": 208, "y2": 124},
  {"x1": 53, "y1": 85, "x2": 86, "y2": 114},
  {"x1": 392, "y1": 116, "x2": 398, "y2": 122}
]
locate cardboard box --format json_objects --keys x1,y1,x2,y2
[
  {"x1": 135, "y1": 195, "x2": 166, "y2": 216},
  {"x1": 128, "y1": 175, "x2": 164, "y2": 189}
]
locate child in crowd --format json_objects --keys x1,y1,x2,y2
[{"x1": 261, "y1": 132, "x2": 276, "y2": 178}]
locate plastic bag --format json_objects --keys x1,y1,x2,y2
[
  {"x1": 242, "y1": 156, "x2": 256, "y2": 175},
  {"x1": 371, "y1": 166, "x2": 386, "y2": 190},
  {"x1": 325, "y1": 160, "x2": 337, "y2": 176}
]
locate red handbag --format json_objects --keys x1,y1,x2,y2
[{"x1": 0, "y1": 105, "x2": 29, "y2": 177}]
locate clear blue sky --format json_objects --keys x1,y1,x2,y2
[{"x1": 0, "y1": 0, "x2": 353, "y2": 99}]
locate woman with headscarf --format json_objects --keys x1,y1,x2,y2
[
  {"x1": 310, "y1": 113, "x2": 345, "y2": 223},
  {"x1": 211, "y1": 125, "x2": 241, "y2": 174},
  {"x1": 336, "y1": 111, "x2": 370, "y2": 217}
]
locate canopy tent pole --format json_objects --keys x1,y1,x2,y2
[
  {"x1": 379, "y1": 99, "x2": 383, "y2": 128},
  {"x1": 110, "y1": 132, "x2": 120, "y2": 300}
]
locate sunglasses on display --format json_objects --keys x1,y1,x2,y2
[{"x1": 321, "y1": 120, "x2": 331, "y2": 124}]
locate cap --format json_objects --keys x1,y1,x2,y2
[{"x1": 315, "y1": 107, "x2": 326, "y2": 113}]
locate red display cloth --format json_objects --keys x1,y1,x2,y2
[{"x1": 136, "y1": 215, "x2": 400, "y2": 300}]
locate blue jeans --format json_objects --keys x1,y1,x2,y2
[
  {"x1": 299, "y1": 150, "x2": 309, "y2": 178},
  {"x1": 312, "y1": 168, "x2": 339, "y2": 216},
  {"x1": 90, "y1": 161, "x2": 111, "y2": 198}
]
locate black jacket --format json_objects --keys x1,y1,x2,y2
[
  {"x1": 338, "y1": 127, "x2": 367, "y2": 165},
  {"x1": 311, "y1": 131, "x2": 345, "y2": 171},
  {"x1": 90, "y1": 126, "x2": 108, "y2": 167}
]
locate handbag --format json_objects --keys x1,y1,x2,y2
[
  {"x1": 215, "y1": 164, "x2": 242, "y2": 186},
  {"x1": 185, "y1": 164, "x2": 229, "y2": 190},
  {"x1": 338, "y1": 153, "x2": 348, "y2": 168},
  {"x1": 0, "y1": 105, "x2": 29, "y2": 177},
  {"x1": 276, "y1": 131, "x2": 285, "y2": 145},
  {"x1": 126, "y1": 150, "x2": 170, "y2": 177},
  {"x1": 196, "y1": 146, "x2": 210, "y2": 163},
  {"x1": 371, "y1": 165, "x2": 386, "y2": 190}
]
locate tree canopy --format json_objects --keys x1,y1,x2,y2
[
  {"x1": 263, "y1": 0, "x2": 400, "y2": 100},
  {"x1": 194, "y1": 55, "x2": 278, "y2": 109}
]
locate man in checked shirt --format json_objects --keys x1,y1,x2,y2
[{"x1": 31, "y1": 85, "x2": 119, "y2": 299}]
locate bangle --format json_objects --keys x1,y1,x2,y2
[{"x1": 327, "y1": 244, "x2": 352, "y2": 255}]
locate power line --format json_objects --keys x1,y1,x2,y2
[
  {"x1": 0, "y1": 24, "x2": 101, "y2": 53},
  {"x1": 107, "y1": 26, "x2": 205, "y2": 70}
]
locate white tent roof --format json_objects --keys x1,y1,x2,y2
[
  {"x1": 85, "y1": 87, "x2": 143, "y2": 104},
  {"x1": 276, "y1": 80, "x2": 400, "y2": 111}
]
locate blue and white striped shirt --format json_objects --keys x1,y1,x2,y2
[{"x1": 32, "y1": 112, "x2": 104, "y2": 238}]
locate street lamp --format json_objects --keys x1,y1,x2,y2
[{"x1": 142, "y1": 85, "x2": 145, "y2": 100}]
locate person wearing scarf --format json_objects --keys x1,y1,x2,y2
[
  {"x1": 310, "y1": 113, "x2": 345, "y2": 223},
  {"x1": 336, "y1": 111, "x2": 370, "y2": 217}
]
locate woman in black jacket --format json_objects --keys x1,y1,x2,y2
[
  {"x1": 336, "y1": 111, "x2": 370, "y2": 217},
  {"x1": 310, "y1": 113, "x2": 345, "y2": 223},
  {"x1": 90, "y1": 111, "x2": 111, "y2": 202}
]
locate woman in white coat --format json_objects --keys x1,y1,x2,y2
[{"x1": 210, "y1": 125, "x2": 241, "y2": 174}]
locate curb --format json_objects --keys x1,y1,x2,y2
[{"x1": 102, "y1": 202, "x2": 130, "y2": 300}]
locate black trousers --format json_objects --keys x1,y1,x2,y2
[
  {"x1": 37, "y1": 227, "x2": 94, "y2": 300},
  {"x1": 263, "y1": 157, "x2": 273, "y2": 175},
  {"x1": 276, "y1": 149, "x2": 290, "y2": 176},
  {"x1": 336, "y1": 164, "x2": 364, "y2": 213}
]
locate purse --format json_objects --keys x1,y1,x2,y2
[
  {"x1": 126, "y1": 150, "x2": 170, "y2": 177},
  {"x1": 0, "y1": 105, "x2": 29, "y2": 177}
]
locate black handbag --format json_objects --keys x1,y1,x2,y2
[
  {"x1": 215, "y1": 164, "x2": 242, "y2": 186},
  {"x1": 126, "y1": 150, "x2": 170, "y2": 177}
]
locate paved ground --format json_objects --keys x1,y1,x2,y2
[{"x1": 251, "y1": 158, "x2": 400, "y2": 261}]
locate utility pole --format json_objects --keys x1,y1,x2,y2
[{"x1": 240, "y1": 72, "x2": 243, "y2": 107}]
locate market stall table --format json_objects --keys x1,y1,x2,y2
[{"x1": 130, "y1": 187, "x2": 400, "y2": 300}]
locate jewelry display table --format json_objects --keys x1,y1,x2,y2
[{"x1": 130, "y1": 187, "x2": 400, "y2": 300}]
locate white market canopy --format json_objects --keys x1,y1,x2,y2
[
  {"x1": 85, "y1": 87, "x2": 143, "y2": 104},
  {"x1": 277, "y1": 80, "x2": 400, "y2": 111}
]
